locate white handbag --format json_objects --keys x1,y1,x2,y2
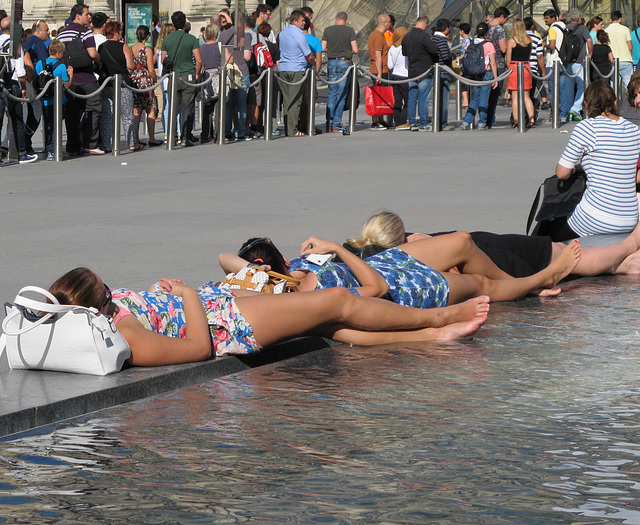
[{"x1": 0, "y1": 286, "x2": 131, "y2": 375}]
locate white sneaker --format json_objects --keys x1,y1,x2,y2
[
  {"x1": 47, "y1": 152, "x2": 55, "y2": 161},
  {"x1": 83, "y1": 147, "x2": 105, "y2": 155},
  {"x1": 19, "y1": 153, "x2": 37, "y2": 164}
]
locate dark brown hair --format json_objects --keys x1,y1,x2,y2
[
  {"x1": 584, "y1": 80, "x2": 618, "y2": 118},
  {"x1": 627, "y1": 71, "x2": 640, "y2": 107},
  {"x1": 238, "y1": 238, "x2": 289, "y2": 275},
  {"x1": 104, "y1": 20, "x2": 122, "y2": 39},
  {"x1": 49, "y1": 267, "x2": 104, "y2": 310}
]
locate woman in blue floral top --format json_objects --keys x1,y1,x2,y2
[{"x1": 47, "y1": 266, "x2": 498, "y2": 366}]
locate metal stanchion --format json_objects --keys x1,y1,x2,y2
[
  {"x1": 347, "y1": 65, "x2": 357, "y2": 134},
  {"x1": 613, "y1": 58, "x2": 620, "y2": 99},
  {"x1": 217, "y1": 65, "x2": 228, "y2": 145},
  {"x1": 584, "y1": 56, "x2": 591, "y2": 91},
  {"x1": 517, "y1": 62, "x2": 525, "y2": 133},
  {"x1": 552, "y1": 60, "x2": 560, "y2": 129},
  {"x1": 307, "y1": 68, "x2": 316, "y2": 136},
  {"x1": 53, "y1": 76, "x2": 63, "y2": 162},
  {"x1": 112, "y1": 74, "x2": 122, "y2": 156},
  {"x1": 455, "y1": 78, "x2": 462, "y2": 122},
  {"x1": 264, "y1": 67, "x2": 273, "y2": 141},
  {"x1": 166, "y1": 71, "x2": 178, "y2": 150},
  {"x1": 432, "y1": 63, "x2": 441, "y2": 132}
]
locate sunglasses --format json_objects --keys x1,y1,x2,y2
[
  {"x1": 102, "y1": 283, "x2": 112, "y2": 308},
  {"x1": 238, "y1": 237, "x2": 272, "y2": 257}
]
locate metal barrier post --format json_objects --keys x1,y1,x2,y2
[
  {"x1": 455, "y1": 78, "x2": 462, "y2": 122},
  {"x1": 264, "y1": 67, "x2": 273, "y2": 141},
  {"x1": 517, "y1": 62, "x2": 525, "y2": 133},
  {"x1": 552, "y1": 60, "x2": 560, "y2": 129},
  {"x1": 217, "y1": 65, "x2": 228, "y2": 145},
  {"x1": 584, "y1": 56, "x2": 591, "y2": 91},
  {"x1": 53, "y1": 76, "x2": 63, "y2": 162},
  {"x1": 112, "y1": 74, "x2": 122, "y2": 156},
  {"x1": 432, "y1": 63, "x2": 441, "y2": 132},
  {"x1": 613, "y1": 58, "x2": 620, "y2": 99},
  {"x1": 307, "y1": 68, "x2": 316, "y2": 136},
  {"x1": 166, "y1": 71, "x2": 178, "y2": 150},
  {"x1": 348, "y1": 65, "x2": 357, "y2": 134}
]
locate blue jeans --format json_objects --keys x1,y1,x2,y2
[
  {"x1": 560, "y1": 62, "x2": 584, "y2": 117},
  {"x1": 439, "y1": 77, "x2": 450, "y2": 126},
  {"x1": 486, "y1": 66, "x2": 505, "y2": 127},
  {"x1": 407, "y1": 74, "x2": 432, "y2": 126},
  {"x1": 327, "y1": 59, "x2": 351, "y2": 127},
  {"x1": 463, "y1": 71, "x2": 493, "y2": 126},
  {"x1": 619, "y1": 61, "x2": 633, "y2": 91},
  {"x1": 226, "y1": 74, "x2": 250, "y2": 138}
]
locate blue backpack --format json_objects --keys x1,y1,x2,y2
[{"x1": 462, "y1": 39, "x2": 486, "y2": 78}]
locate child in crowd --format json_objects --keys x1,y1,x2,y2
[{"x1": 35, "y1": 39, "x2": 72, "y2": 161}]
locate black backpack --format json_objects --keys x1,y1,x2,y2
[
  {"x1": 65, "y1": 31, "x2": 92, "y2": 70},
  {"x1": 558, "y1": 25, "x2": 583, "y2": 65},
  {"x1": 34, "y1": 59, "x2": 62, "y2": 95},
  {"x1": 0, "y1": 37, "x2": 13, "y2": 85},
  {"x1": 462, "y1": 39, "x2": 486, "y2": 78}
]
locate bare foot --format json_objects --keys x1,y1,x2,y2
[
  {"x1": 441, "y1": 295, "x2": 490, "y2": 326},
  {"x1": 537, "y1": 287, "x2": 562, "y2": 297},
  {"x1": 433, "y1": 312, "x2": 488, "y2": 341},
  {"x1": 544, "y1": 239, "x2": 582, "y2": 288},
  {"x1": 627, "y1": 220, "x2": 640, "y2": 249},
  {"x1": 615, "y1": 248, "x2": 640, "y2": 274}
]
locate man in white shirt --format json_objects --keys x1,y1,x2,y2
[{"x1": 605, "y1": 10, "x2": 634, "y2": 91}]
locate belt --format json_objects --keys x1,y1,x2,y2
[{"x1": 328, "y1": 58, "x2": 351, "y2": 62}]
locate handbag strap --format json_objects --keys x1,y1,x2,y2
[{"x1": 266, "y1": 270, "x2": 301, "y2": 286}]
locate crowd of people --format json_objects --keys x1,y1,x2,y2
[{"x1": 2, "y1": 4, "x2": 640, "y2": 160}]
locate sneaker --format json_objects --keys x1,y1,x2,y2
[
  {"x1": 271, "y1": 129, "x2": 281, "y2": 136},
  {"x1": 410, "y1": 124, "x2": 419, "y2": 132},
  {"x1": 441, "y1": 124, "x2": 455, "y2": 131},
  {"x1": 332, "y1": 126, "x2": 346, "y2": 133},
  {"x1": 460, "y1": 122, "x2": 470, "y2": 130},
  {"x1": 569, "y1": 111, "x2": 582, "y2": 121},
  {"x1": 240, "y1": 135, "x2": 252, "y2": 141},
  {"x1": 47, "y1": 152, "x2": 54, "y2": 161},
  {"x1": 395, "y1": 123, "x2": 411, "y2": 130},
  {"x1": 371, "y1": 122, "x2": 387, "y2": 130},
  {"x1": 559, "y1": 117, "x2": 568, "y2": 124},
  {"x1": 476, "y1": 123, "x2": 487, "y2": 130},
  {"x1": 82, "y1": 147, "x2": 105, "y2": 155},
  {"x1": 419, "y1": 125, "x2": 433, "y2": 132},
  {"x1": 252, "y1": 130, "x2": 263, "y2": 139},
  {"x1": 19, "y1": 153, "x2": 37, "y2": 164}
]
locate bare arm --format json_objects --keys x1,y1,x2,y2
[
  {"x1": 88, "y1": 46, "x2": 101, "y2": 67},
  {"x1": 505, "y1": 38, "x2": 514, "y2": 67},
  {"x1": 193, "y1": 47, "x2": 202, "y2": 80},
  {"x1": 300, "y1": 237, "x2": 389, "y2": 298},
  {"x1": 556, "y1": 163, "x2": 574, "y2": 179},
  {"x1": 499, "y1": 37, "x2": 507, "y2": 55},
  {"x1": 321, "y1": 39, "x2": 327, "y2": 52},
  {"x1": 586, "y1": 38, "x2": 593, "y2": 57},
  {"x1": 146, "y1": 46, "x2": 156, "y2": 81},
  {"x1": 351, "y1": 39, "x2": 359, "y2": 54},
  {"x1": 117, "y1": 279, "x2": 211, "y2": 366},
  {"x1": 306, "y1": 51, "x2": 316, "y2": 67},
  {"x1": 219, "y1": 252, "x2": 254, "y2": 273},
  {"x1": 315, "y1": 51, "x2": 322, "y2": 72},
  {"x1": 123, "y1": 42, "x2": 134, "y2": 73},
  {"x1": 547, "y1": 38, "x2": 556, "y2": 52},
  {"x1": 537, "y1": 53, "x2": 546, "y2": 76},
  {"x1": 374, "y1": 48, "x2": 383, "y2": 78},
  {"x1": 628, "y1": 38, "x2": 633, "y2": 53}
]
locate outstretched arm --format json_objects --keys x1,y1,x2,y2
[
  {"x1": 300, "y1": 236, "x2": 389, "y2": 297},
  {"x1": 219, "y1": 252, "x2": 255, "y2": 273}
]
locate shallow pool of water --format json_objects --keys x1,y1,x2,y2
[{"x1": 1, "y1": 276, "x2": 640, "y2": 524}]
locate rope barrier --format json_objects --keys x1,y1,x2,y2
[
  {"x1": 123, "y1": 73, "x2": 170, "y2": 93},
  {"x1": 556, "y1": 62, "x2": 583, "y2": 78},
  {"x1": 274, "y1": 69, "x2": 310, "y2": 86},
  {"x1": 589, "y1": 59, "x2": 615, "y2": 79},
  {"x1": 357, "y1": 64, "x2": 435, "y2": 84},
  {"x1": 0, "y1": 80, "x2": 53, "y2": 102},
  {"x1": 316, "y1": 65, "x2": 354, "y2": 86},
  {"x1": 63, "y1": 76, "x2": 113, "y2": 99},
  {"x1": 441, "y1": 64, "x2": 512, "y2": 86}
]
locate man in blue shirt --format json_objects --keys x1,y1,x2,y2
[
  {"x1": 23, "y1": 20, "x2": 50, "y2": 155},
  {"x1": 278, "y1": 10, "x2": 315, "y2": 136}
]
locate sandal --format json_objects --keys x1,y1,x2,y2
[
  {"x1": 293, "y1": 131, "x2": 306, "y2": 137},
  {"x1": 527, "y1": 119, "x2": 536, "y2": 128},
  {"x1": 511, "y1": 121, "x2": 518, "y2": 128},
  {"x1": 148, "y1": 140, "x2": 163, "y2": 146},
  {"x1": 130, "y1": 143, "x2": 144, "y2": 152}
]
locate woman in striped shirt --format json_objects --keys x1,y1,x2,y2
[{"x1": 551, "y1": 81, "x2": 640, "y2": 241}]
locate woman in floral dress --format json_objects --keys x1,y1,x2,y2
[
  {"x1": 46, "y1": 267, "x2": 496, "y2": 367},
  {"x1": 130, "y1": 25, "x2": 162, "y2": 146}
]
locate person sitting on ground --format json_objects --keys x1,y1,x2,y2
[
  {"x1": 343, "y1": 210, "x2": 640, "y2": 278},
  {"x1": 222, "y1": 234, "x2": 582, "y2": 309},
  {"x1": 48, "y1": 267, "x2": 494, "y2": 368},
  {"x1": 548, "y1": 80, "x2": 640, "y2": 241},
  {"x1": 130, "y1": 25, "x2": 161, "y2": 147}
]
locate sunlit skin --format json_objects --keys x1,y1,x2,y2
[{"x1": 634, "y1": 88, "x2": 640, "y2": 110}]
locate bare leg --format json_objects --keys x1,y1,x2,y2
[
  {"x1": 511, "y1": 90, "x2": 519, "y2": 124},
  {"x1": 147, "y1": 107, "x2": 156, "y2": 141},
  {"x1": 400, "y1": 231, "x2": 514, "y2": 280},
  {"x1": 444, "y1": 240, "x2": 581, "y2": 304},
  {"x1": 525, "y1": 93, "x2": 535, "y2": 123},
  {"x1": 235, "y1": 288, "x2": 490, "y2": 348},
  {"x1": 554, "y1": 221, "x2": 640, "y2": 275},
  {"x1": 133, "y1": 107, "x2": 142, "y2": 143}
]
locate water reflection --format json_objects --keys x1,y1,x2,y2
[{"x1": 1, "y1": 276, "x2": 640, "y2": 523}]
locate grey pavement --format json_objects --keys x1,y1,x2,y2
[{"x1": 0, "y1": 97, "x2": 637, "y2": 436}]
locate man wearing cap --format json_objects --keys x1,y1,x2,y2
[{"x1": 322, "y1": 11, "x2": 358, "y2": 132}]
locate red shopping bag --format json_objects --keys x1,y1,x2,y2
[{"x1": 364, "y1": 85, "x2": 394, "y2": 116}]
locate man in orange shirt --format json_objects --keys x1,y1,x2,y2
[
  {"x1": 384, "y1": 14, "x2": 395, "y2": 47},
  {"x1": 368, "y1": 14, "x2": 392, "y2": 129}
]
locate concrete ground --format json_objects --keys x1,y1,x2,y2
[{"x1": 0, "y1": 95, "x2": 638, "y2": 436}]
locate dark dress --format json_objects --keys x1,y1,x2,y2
[{"x1": 591, "y1": 43, "x2": 612, "y2": 81}]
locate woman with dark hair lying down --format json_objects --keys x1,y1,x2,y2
[{"x1": 47, "y1": 267, "x2": 493, "y2": 367}]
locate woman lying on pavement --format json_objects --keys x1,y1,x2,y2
[
  {"x1": 219, "y1": 232, "x2": 582, "y2": 309},
  {"x1": 47, "y1": 267, "x2": 493, "y2": 367},
  {"x1": 342, "y1": 211, "x2": 640, "y2": 278}
]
